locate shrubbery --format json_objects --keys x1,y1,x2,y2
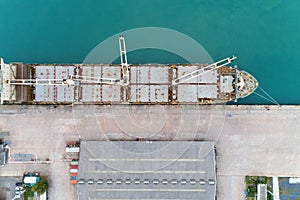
[
  {"x1": 31, "y1": 180, "x2": 49, "y2": 195},
  {"x1": 24, "y1": 186, "x2": 34, "y2": 199}
]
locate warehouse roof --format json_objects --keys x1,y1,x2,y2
[{"x1": 77, "y1": 141, "x2": 216, "y2": 200}]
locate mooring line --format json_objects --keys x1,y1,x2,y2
[
  {"x1": 254, "y1": 91, "x2": 279, "y2": 105},
  {"x1": 258, "y1": 86, "x2": 280, "y2": 106}
]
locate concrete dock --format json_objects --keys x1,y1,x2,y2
[{"x1": 0, "y1": 105, "x2": 299, "y2": 200}]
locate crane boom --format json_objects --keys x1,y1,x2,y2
[
  {"x1": 7, "y1": 79, "x2": 74, "y2": 86},
  {"x1": 172, "y1": 56, "x2": 237, "y2": 85},
  {"x1": 70, "y1": 75, "x2": 119, "y2": 85},
  {"x1": 119, "y1": 35, "x2": 130, "y2": 86},
  {"x1": 3, "y1": 36, "x2": 130, "y2": 88},
  {"x1": 7, "y1": 75, "x2": 120, "y2": 86}
]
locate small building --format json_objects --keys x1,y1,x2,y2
[{"x1": 77, "y1": 141, "x2": 216, "y2": 200}]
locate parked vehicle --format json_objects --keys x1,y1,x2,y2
[
  {"x1": 70, "y1": 160, "x2": 79, "y2": 165},
  {"x1": 70, "y1": 165, "x2": 78, "y2": 169},
  {"x1": 78, "y1": 179, "x2": 84, "y2": 184},
  {"x1": 15, "y1": 182, "x2": 22, "y2": 186},
  {"x1": 70, "y1": 169, "x2": 78, "y2": 173},
  {"x1": 70, "y1": 173, "x2": 78, "y2": 176},
  {"x1": 15, "y1": 186, "x2": 23, "y2": 191},
  {"x1": 70, "y1": 179, "x2": 77, "y2": 184}
]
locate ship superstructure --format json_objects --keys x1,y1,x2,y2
[{"x1": 0, "y1": 36, "x2": 258, "y2": 105}]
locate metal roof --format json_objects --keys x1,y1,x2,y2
[{"x1": 77, "y1": 141, "x2": 216, "y2": 200}]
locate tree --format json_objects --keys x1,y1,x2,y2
[
  {"x1": 24, "y1": 186, "x2": 34, "y2": 199},
  {"x1": 31, "y1": 180, "x2": 49, "y2": 195}
]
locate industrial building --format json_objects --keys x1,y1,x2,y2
[{"x1": 77, "y1": 141, "x2": 216, "y2": 200}]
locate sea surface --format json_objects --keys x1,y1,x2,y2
[{"x1": 0, "y1": 0, "x2": 299, "y2": 104}]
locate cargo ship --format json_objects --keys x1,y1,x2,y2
[{"x1": 0, "y1": 36, "x2": 258, "y2": 105}]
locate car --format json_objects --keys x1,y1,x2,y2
[
  {"x1": 15, "y1": 182, "x2": 22, "y2": 186},
  {"x1": 14, "y1": 194, "x2": 21, "y2": 199},
  {"x1": 70, "y1": 165, "x2": 78, "y2": 169},
  {"x1": 208, "y1": 179, "x2": 215, "y2": 185},
  {"x1": 15, "y1": 190, "x2": 21, "y2": 195},
  {"x1": 78, "y1": 179, "x2": 84, "y2": 184},
  {"x1": 15, "y1": 186, "x2": 23, "y2": 191}
]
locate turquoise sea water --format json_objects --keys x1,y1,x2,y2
[{"x1": 0, "y1": 0, "x2": 299, "y2": 104}]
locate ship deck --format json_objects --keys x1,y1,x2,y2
[{"x1": 1, "y1": 63, "x2": 239, "y2": 104}]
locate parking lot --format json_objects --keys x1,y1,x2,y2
[
  {"x1": 0, "y1": 105, "x2": 299, "y2": 200},
  {"x1": 0, "y1": 177, "x2": 23, "y2": 200}
]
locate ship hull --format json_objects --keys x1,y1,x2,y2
[{"x1": 1, "y1": 63, "x2": 242, "y2": 105}]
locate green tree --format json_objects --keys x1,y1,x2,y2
[
  {"x1": 24, "y1": 186, "x2": 34, "y2": 199},
  {"x1": 31, "y1": 180, "x2": 49, "y2": 195}
]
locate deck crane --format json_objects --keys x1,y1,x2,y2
[
  {"x1": 172, "y1": 56, "x2": 237, "y2": 85},
  {"x1": 6, "y1": 36, "x2": 130, "y2": 87},
  {"x1": 118, "y1": 35, "x2": 130, "y2": 86},
  {"x1": 4, "y1": 36, "x2": 238, "y2": 104},
  {"x1": 6, "y1": 76, "x2": 119, "y2": 86},
  {"x1": 0, "y1": 34, "x2": 259, "y2": 105}
]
